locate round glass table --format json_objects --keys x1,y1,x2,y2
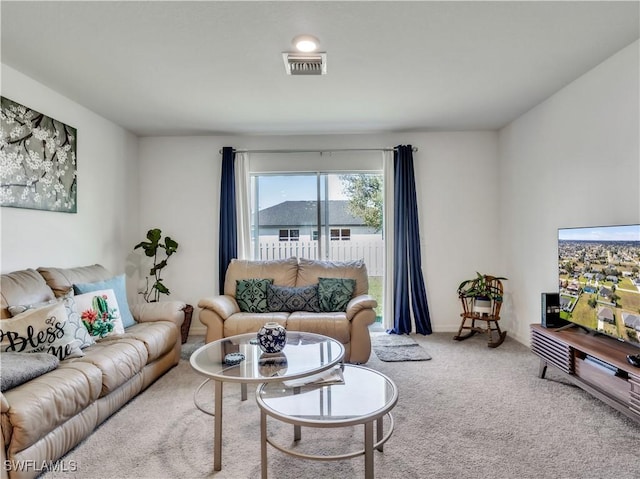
[
  {"x1": 256, "y1": 364, "x2": 398, "y2": 479},
  {"x1": 189, "y1": 331, "x2": 345, "y2": 471}
]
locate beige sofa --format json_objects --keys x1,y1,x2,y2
[
  {"x1": 0, "y1": 265, "x2": 185, "y2": 479},
  {"x1": 198, "y1": 257, "x2": 377, "y2": 364}
]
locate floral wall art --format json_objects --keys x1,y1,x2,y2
[{"x1": 0, "y1": 97, "x2": 77, "y2": 213}]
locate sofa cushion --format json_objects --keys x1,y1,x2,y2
[
  {"x1": 7, "y1": 289, "x2": 95, "y2": 349},
  {"x1": 286, "y1": 311, "x2": 351, "y2": 344},
  {"x1": 224, "y1": 312, "x2": 289, "y2": 337},
  {"x1": 296, "y1": 258, "x2": 369, "y2": 296},
  {"x1": 37, "y1": 264, "x2": 113, "y2": 297},
  {"x1": 73, "y1": 274, "x2": 136, "y2": 328},
  {"x1": 123, "y1": 321, "x2": 178, "y2": 362},
  {"x1": 0, "y1": 352, "x2": 59, "y2": 392},
  {"x1": 0, "y1": 302, "x2": 85, "y2": 360},
  {"x1": 267, "y1": 284, "x2": 320, "y2": 313},
  {"x1": 74, "y1": 289, "x2": 125, "y2": 338},
  {"x1": 1, "y1": 268, "x2": 55, "y2": 319},
  {"x1": 3, "y1": 360, "x2": 102, "y2": 453},
  {"x1": 69, "y1": 338, "x2": 148, "y2": 397},
  {"x1": 318, "y1": 278, "x2": 356, "y2": 312},
  {"x1": 224, "y1": 258, "x2": 298, "y2": 297},
  {"x1": 236, "y1": 278, "x2": 273, "y2": 313}
]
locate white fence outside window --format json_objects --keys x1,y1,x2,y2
[{"x1": 255, "y1": 239, "x2": 384, "y2": 276}]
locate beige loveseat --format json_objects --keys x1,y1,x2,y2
[
  {"x1": 198, "y1": 257, "x2": 377, "y2": 364},
  {"x1": 0, "y1": 265, "x2": 185, "y2": 479}
]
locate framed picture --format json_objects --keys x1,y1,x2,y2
[{"x1": 0, "y1": 97, "x2": 77, "y2": 213}]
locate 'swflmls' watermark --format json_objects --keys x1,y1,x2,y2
[{"x1": 3, "y1": 460, "x2": 78, "y2": 473}]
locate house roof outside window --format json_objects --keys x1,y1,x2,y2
[{"x1": 258, "y1": 200, "x2": 365, "y2": 228}]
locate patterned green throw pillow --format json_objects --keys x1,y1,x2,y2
[
  {"x1": 236, "y1": 279, "x2": 274, "y2": 313},
  {"x1": 318, "y1": 277, "x2": 356, "y2": 312},
  {"x1": 267, "y1": 284, "x2": 320, "y2": 313}
]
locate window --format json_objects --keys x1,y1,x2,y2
[
  {"x1": 250, "y1": 171, "x2": 384, "y2": 323},
  {"x1": 330, "y1": 228, "x2": 351, "y2": 241},
  {"x1": 279, "y1": 229, "x2": 299, "y2": 241}
]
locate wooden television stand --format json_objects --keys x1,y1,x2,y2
[{"x1": 530, "y1": 323, "x2": 640, "y2": 424}]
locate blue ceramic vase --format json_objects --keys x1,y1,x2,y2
[{"x1": 257, "y1": 322, "x2": 287, "y2": 353}]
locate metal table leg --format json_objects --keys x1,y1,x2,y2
[
  {"x1": 293, "y1": 386, "x2": 301, "y2": 441},
  {"x1": 261, "y1": 411, "x2": 268, "y2": 478},
  {"x1": 364, "y1": 421, "x2": 374, "y2": 479},
  {"x1": 214, "y1": 380, "x2": 223, "y2": 471}
]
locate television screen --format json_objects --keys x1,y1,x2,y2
[{"x1": 558, "y1": 224, "x2": 640, "y2": 348}]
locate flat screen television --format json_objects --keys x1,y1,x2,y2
[{"x1": 558, "y1": 224, "x2": 640, "y2": 348}]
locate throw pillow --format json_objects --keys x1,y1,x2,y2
[
  {"x1": 236, "y1": 279, "x2": 274, "y2": 313},
  {"x1": 0, "y1": 302, "x2": 84, "y2": 360},
  {"x1": 73, "y1": 274, "x2": 135, "y2": 328},
  {"x1": 267, "y1": 284, "x2": 320, "y2": 313},
  {"x1": 318, "y1": 277, "x2": 356, "y2": 312},
  {"x1": 74, "y1": 289, "x2": 125, "y2": 338},
  {"x1": 0, "y1": 352, "x2": 60, "y2": 392},
  {"x1": 8, "y1": 289, "x2": 95, "y2": 349}
]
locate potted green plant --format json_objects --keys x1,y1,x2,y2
[
  {"x1": 134, "y1": 228, "x2": 179, "y2": 303},
  {"x1": 457, "y1": 272, "x2": 507, "y2": 314},
  {"x1": 134, "y1": 228, "x2": 193, "y2": 344}
]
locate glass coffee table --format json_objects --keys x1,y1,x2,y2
[
  {"x1": 256, "y1": 364, "x2": 398, "y2": 479},
  {"x1": 189, "y1": 331, "x2": 345, "y2": 471}
]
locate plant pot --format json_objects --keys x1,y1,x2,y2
[
  {"x1": 181, "y1": 304, "x2": 193, "y2": 344},
  {"x1": 472, "y1": 297, "x2": 492, "y2": 315}
]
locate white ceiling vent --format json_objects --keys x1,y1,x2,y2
[{"x1": 282, "y1": 52, "x2": 327, "y2": 75}]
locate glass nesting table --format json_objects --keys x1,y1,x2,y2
[
  {"x1": 189, "y1": 332, "x2": 345, "y2": 471},
  {"x1": 256, "y1": 364, "x2": 398, "y2": 479}
]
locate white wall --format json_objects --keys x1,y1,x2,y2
[
  {"x1": 499, "y1": 40, "x2": 640, "y2": 344},
  {"x1": 136, "y1": 136, "x2": 221, "y2": 310},
  {"x1": 415, "y1": 132, "x2": 502, "y2": 332},
  {"x1": 139, "y1": 132, "x2": 500, "y2": 334},
  {"x1": 1, "y1": 65, "x2": 140, "y2": 295}
]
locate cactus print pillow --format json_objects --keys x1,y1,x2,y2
[
  {"x1": 74, "y1": 289, "x2": 125, "y2": 338},
  {"x1": 73, "y1": 274, "x2": 135, "y2": 328},
  {"x1": 318, "y1": 278, "x2": 356, "y2": 312}
]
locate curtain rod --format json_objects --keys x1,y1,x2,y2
[{"x1": 218, "y1": 147, "x2": 418, "y2": 154}]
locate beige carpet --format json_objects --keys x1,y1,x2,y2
[{"x1": 43, "y1": 333, "x2": 640, "y2": 479}]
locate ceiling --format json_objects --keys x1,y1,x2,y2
[{"x1": 2, "y1": 1, "x2": 638, "y2": 137}]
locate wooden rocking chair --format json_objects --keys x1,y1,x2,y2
[{"x1": 453, "y1": 275, "x2": 507, "y2": 348}]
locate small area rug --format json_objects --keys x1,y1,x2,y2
[{"x1": 370, "y1": 332, "x2": 432, "y2": 362}]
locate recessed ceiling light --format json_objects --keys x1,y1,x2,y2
[{"x1": 293, "y1": 34, "x2": 320, "y2": 53}]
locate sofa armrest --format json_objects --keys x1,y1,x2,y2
[
  {"x1": 1, "y1": 393, "x2": 8, "y2": 414},
  {"x1": 197, "y1": 295, "x2": 240, "y2": 321},
  {"x1": 1, "y1": 393, "x2": 8, "y2": 479},
  {"x1": 346, "y1": 294, "x2": 378, "y2": 321},
  {"x1": 130, "y1": 301, "x2": 186, "y2": 326},
  {"x1": 1, "y1": 392, "x2": 11, "y2": 476}
]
